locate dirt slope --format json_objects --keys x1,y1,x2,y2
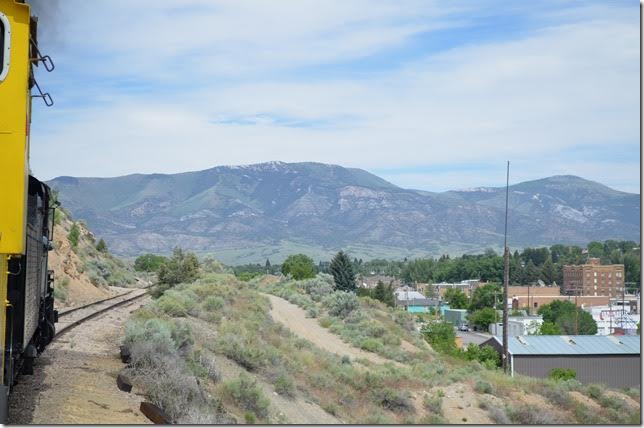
[{"x1": 49, "y1": 210, "x2": 144, "y2": 308}]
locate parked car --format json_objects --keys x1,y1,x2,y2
[{"x1": 458, "y1": 324, "x2": 470, "y2": 332}]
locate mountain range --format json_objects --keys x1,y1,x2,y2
[{"x1": 48, "y1": 161, "x2": 640, "y2": 264}]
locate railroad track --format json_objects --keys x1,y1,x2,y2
[{"x1": 55, "y1": 289, "x2": 149, "y2": 339}]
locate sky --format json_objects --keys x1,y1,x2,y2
[{"x1": 28, "y1": 0, "x2": 640, "y2": 193}]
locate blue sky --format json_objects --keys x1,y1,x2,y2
[{"x1": 29, "y1": 0, "x2": 640, "y2": 192}]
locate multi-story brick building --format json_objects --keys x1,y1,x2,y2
[{"x1": 563, "y1": 258, "x2": 625, "y2": 298}]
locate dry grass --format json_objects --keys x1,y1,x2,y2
[{"x1": 123, "y1": 273, "x2": 640, "y2": 424}]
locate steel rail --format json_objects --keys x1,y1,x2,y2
[
  {"x1": 57, "y1": 290, "x2": 136, "y2": 317},
  {"x1": 54, "y1": 291, "x2": 148, "y2": 339}
]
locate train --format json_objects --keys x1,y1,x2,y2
[{"x1": 0, "y1": 0, "x2": 57, "y2": 422}]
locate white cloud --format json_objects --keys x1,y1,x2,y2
[{"x1": 29, "y1": 1, "x2": 639, "y2": 194}]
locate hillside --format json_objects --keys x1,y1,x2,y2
[
  {"x1": 48, "y1": 162, "x2": 640, "y2": 264},
  {"x1": 120, "y1": 273, "x2": 641, "y2": 424},
  {"x1": 50, "y1": 207, "x2": 146, "y2": 308}
]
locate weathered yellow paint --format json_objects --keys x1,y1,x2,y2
[
  {"x1": 0, "y1": 0, "x2": 32, "y2": 388},
  {"x1": 0, "y1": 0, "x2": 31, "y2": 255}
]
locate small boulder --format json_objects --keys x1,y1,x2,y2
[
  {"x1": 116, "y1": 373, "x2": 132, "y2": 393},
  {"x1": 140, "y1": 402, "x2": 172, "y2": 424}
]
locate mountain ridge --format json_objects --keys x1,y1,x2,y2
[{"x1": 48, "y1": 161, "x2": 640, "y2": 264}]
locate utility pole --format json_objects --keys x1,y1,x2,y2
[{"x1": 502, "y1": 161, "x2": 510, "y2": 375}]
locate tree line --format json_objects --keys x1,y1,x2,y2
[{"x1": 353, "y1": 240, "x2": 640, "y2": 292}]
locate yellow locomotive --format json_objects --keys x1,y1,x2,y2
[{"x1": 0, "y1": 0, "x2": 57, "y2": 421}]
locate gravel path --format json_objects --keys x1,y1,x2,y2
[
  {"x1": 264, "y1": 293, "x2": 400, "y2": 366},
  {"x1": 7, "y1": 297, "x2": 151, "y2": 424}
]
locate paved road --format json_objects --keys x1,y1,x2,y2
[{"x1": 456, "y1": 330, "x2": 492, "y2": 346}]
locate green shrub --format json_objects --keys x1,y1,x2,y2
[
  {"x1": 203, "y1": 296, "x2": 225, "y2": 312},
  {"x1": 474, "y1": 380, "x2": 493, "y2": 394},
  {"x1": 549, "y1": 368, "x2": 576, "y2": 381},
  {"x1": 419, "y1": 414, "x2": 447, "y2": 424},
  {"x1": 586, "y1": 384, "x2": 603, "y2": 400},
  {"x1": 244, "y1": 412, "x2": 256, "y2": 424},
  {"x1": 67, "y1": 222, "x2": 80, "y2": 248},
  {"x1": 375, "y1": 388, "x2": 414, "y2": 413},
  {"x1": 422, "y1": 321, "x2": 457, "y2": 354},
  {"x1": 301, "y1": 275, "x2": 334, "y2": 301},
  {"x1": 506, "y1": 404, "x2": 560, "y2": 424},
  {"x1": 170, "y1": 320, "x2": 194, "y2": 349},
  {"x1": 221, "y1": 374, "x2": 270, "y2": 419},
  {"x1": 487, "y1": 406, "x2": 510, "y2": 424},
  {"x1": 423, "y1": 393, "x2": 443, "y2": 415},
  {"x1": 216, "y1": 334, "x2": 266, "y2": 371},
  {"x1": 360, "y1": 338, "x2": 384, "y2": 353},
  {"x1": 573, "y1": 402, "x2": 604, "y2": 424},
  {"x1": 157, "y1": 294, "x2": 189, "y2": 317},
  {"x1": 156, "y1": 289, "x2": 198, "y2": 317},
  {"x1": 537, "y1": 382, "x2": 573, "y2": 408},
  {"x1": 306, "y1": 306, "x2": 319, "y2": 318},
  {"x1": 323, "y1": 291, "x2": 359, "y2": 318},
  {"x1": 124, "y1": 318, "x2": 175, "y2": 352},
  {"x1": 158, "y1": 247, "x2": 200, "y2": 287},
  {"x1": 274, "y1": 374, "x2": 295, "y2": 398},
  {"x1": 364, "y1": 411, "x2": 393, "y2": 424}
]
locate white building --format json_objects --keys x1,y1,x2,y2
[
  {"x1": 588, "y1": 305, "x2": 639, "y2": 335},
  {"x1": 489, "y1": 316, "x2": 544, "y2": 336}
]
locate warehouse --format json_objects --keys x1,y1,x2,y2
[{"x1": 481, "y1": 335, "x2": 640, "y2": 388}]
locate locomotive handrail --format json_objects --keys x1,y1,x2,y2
[{"x1": 29, "y1": 40, "x2": 54, "y2": 72}]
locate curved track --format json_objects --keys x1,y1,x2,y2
[{"x1": 55, "y1": 289, "x2": 149, "y2": 339}]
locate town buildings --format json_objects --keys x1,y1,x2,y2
[
  {"x1": 435, "y1": 279, "x2": 481, "y2": 298},
  {"x1": 509, "y1": 285, "x2": 610, "y2": 314},
  {"x1": 563, "y1": 258, "x2": 625, "y2": 298},
  {"x1": 588, "y1": 297, "x2": 640, "y2": 335}
]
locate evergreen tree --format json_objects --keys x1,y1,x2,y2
[
  {"x1": 384, "y1": 282, "x2": 396, "y2": 307},
  {"x1": 96, "y1": 238, "x2": 108, "y2": 253},
  {"x1": 330, "y1": 251, "x2": 356, "y2": 292},
  {"x1": 540, "y1": 257, "x2": 556, "y2": 285},
  {"x1": 524, "y1": 260, "x2": 540, "y2": 284},
  {"x1": 265, "y1": 258, "x2": 271, "y2": 273},
  {"x1": 373, "y1": 280, "x2": 386, "y2": 302}
]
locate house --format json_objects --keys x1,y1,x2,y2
[
  {"x1": 394, "y1": 287, "x2": 438, "y2": 313},
  {"x1": 358, "y1": 275, "x2": 402, "y2": 289},
  {"x1": 481, "y1": 335, "x2": 641, "y2": 388},
  {"x1": 489, "y1": 315, "x2": 543, "y2": 336},
  {"x1": 435, "y1": 279, "x2": 481, "y2": 298}
]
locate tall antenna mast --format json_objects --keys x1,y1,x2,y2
[{"x1": 502, "y1": 161, "x2": 510, "y2": 374}]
